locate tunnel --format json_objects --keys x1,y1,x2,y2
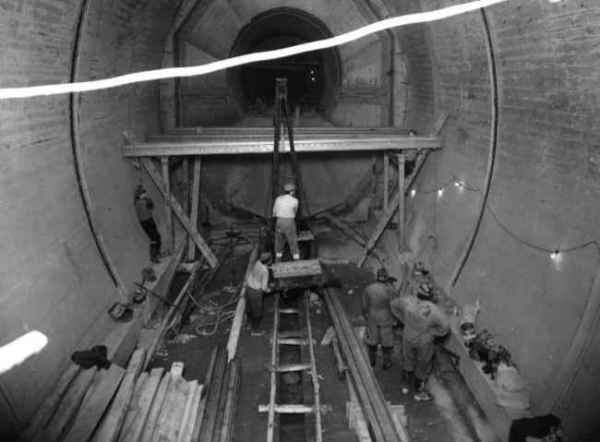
[
  {"x1": 1, "y1": 0, "x2": 599, "y2": 441},
  {"x1": 227, "y1": 8, "x2": 342, "y2": 117}
]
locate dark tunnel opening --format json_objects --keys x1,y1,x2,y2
[{"x1": 228, "y1": 8, "x2": 342, "y2": 120}]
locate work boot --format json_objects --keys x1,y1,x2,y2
[
  {"x1": 368, "y1": 345, "x2": 378, "y2": 367},
  {"x1": 413, "y1": 379, "x2": 432, "y2": 401},
  {"x1": 382, "y1": 347, "x2": 393, "y2": 370},
  {"x1": 401, "y1": 370, "x2": 413, "y2": 394}
]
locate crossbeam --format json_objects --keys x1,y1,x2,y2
[
  {"x1": 140, "y1": 158, "x2": 218, "y2": 268},
  {"x1": 123, "y1": 135, "x2": 441, "y2": 157}
]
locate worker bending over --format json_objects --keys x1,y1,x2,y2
[
  {"x1": 245, "y1": 252, "x2": 272, "y2": 335},
  {"x1": 272, "y1": 182, "x2": 300, "y2": 262},
  {"x1": 134, "y1": 185, "x2": 162, "y2": 263},
  {"x1": 391, "y1": 293, "x2": 449, "y2": 401},
  {"x1": 362, "y1": 268, "x2": 396, "y2": 370}
]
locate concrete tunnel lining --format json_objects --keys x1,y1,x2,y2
[{"x1": 2, "y1": 0, "x2": 600, "y2": 440}]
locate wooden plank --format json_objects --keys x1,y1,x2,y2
[
  {"x1": 383, "y1": 152, "x2": 389, "y2": 212},
  {"x1": 93, "y1": 349, "x2": 146, "y2": 442},
  {"x1": 124, "y1": 136, "x2": 441, "y2": 157},
  {"x1": 226, "y1": 245, "x2": 259, "y2": 362},
  {"x1": 152, "y1": 375, "x2": 189, "y2": 442},
  {"x1": 178, "y1": 382, "x2": 202, "y2": 442},
  {"x1": 325, "y1": 290, "x2": 408, "y2": 442},
  {"x1": 117, "y1": 371, "x2": 148, "y2": 441},
  {"x1": 177, "y1": 381, "x2": 197, "y2": 442},
  {"x1": 182, "y1": 158, "x2": 190, "y2": 256},
  {"x1": 357, "y1": 190, "x2": 402, "y2": 267},
  {"x1": 119, "y1": 368, "x2": 163, "y2": 442},
  {"x1": 188, "y1": 157, "x2": 202, "y2": 261},
  {"x1": 190, "y1": 393, "x2": 208, "y2": 441},
  {"x1": 218, "y1": 359, "x2": 240, "y2": 442},
  {"x1": 198, "y1": 348, "x2": 228, "y2": 442},
  {"x1": 161, "y1": 157, "x2": 173, "y2": 254},
  {"x1": 63, "y1": 365, "x2": 125, "y2": 442},
  {"x1": 144, "y1": 264, "x2": 199, "y2": 371},
  {"x1": 22, "y1": 363, "x2": 81, "y2": 440},
  {"x1": 143, "y1": 241, "x2": 186, "y2": 325},
  {"x1": 271, "y1": 259, "x2": 322, "y2": 279},
  {"x1": 141, "y1": 158, "x2": 217, "y2": 268},
  {"x1": 140, "y1": 369, "x2": 171, "y2": 442},
  {"x1": 397, "y1": 153, "x2": 405, "y2": 248},
  {"x1": 33, "y1": 367, "x2": 97, "y2": 442}
]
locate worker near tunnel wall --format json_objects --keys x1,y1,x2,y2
[
  {"x1": 391, "y1": 289, "x2": 450, "y2": 401},
  {"x1": 134, "y1": 184, "x2": 162, "y2": 263},
  {"x1": 362, "y1": 268, "x2": 396, "y2": 370},
  {"x1": 272, "y1": 182, "x2": 300, "y2": 262},
  {"x1": 245, "y1": 252, "x2": 272, "y2": 335}
]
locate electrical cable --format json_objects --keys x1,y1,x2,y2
[
  {"x1": 410, "y1": 175, "x2": 600, "y2": 258},
  {"x1": 0, "y1": 0, "x2": 509, "y2": 100}
]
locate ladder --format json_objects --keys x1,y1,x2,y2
[{"x1": 260, "y1": 292, "x2": 324, "y2": 442}]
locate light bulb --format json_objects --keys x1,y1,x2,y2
[
  {"x1": 437, "y1": 188, "x2": 444, "y2": 198},
  {"x1": 410, "y1": 189, "x2": 416, "y2": 198}
]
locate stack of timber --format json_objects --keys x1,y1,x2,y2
[
  {"x1": 323, "y1": 288, "x2": 410, "y2": 442},
  {"x1": 20, "y1": 349, "x2": 209, "y2": 442},
  {"x1": 197, "y1": 346, "x2": 241, "y2": 442}
]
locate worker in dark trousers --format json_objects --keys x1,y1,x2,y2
[
  {"x1": 134, "y1": 185, "x2": 161, "y2": 263},
  {"x1": 272, "y1": 182, "x2": 300, "y2": 262},
  {"x1": 245, "y1": 252, "x2": 272, "y2": 335},
  {"x1": 362, "y1": 268, "x2": 396, "y2": 370},
  {"x1": 391, "y1": 293, "x2": 449, "y2": 400}
]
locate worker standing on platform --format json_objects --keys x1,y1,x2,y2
[
  {"x1": 391, "y1": 294, "x2": 449, "y2": 400},
  {"x1": 272, "y1": 182, "x2": 300, "y2": 262},
  {"x1": 134, "y1": 185, "x2": 162, "y2": 263},
  {"x1": 245, "y1": 252, "x2": 272, "y2": 335},
  {"x1": 362, "y1": 268, "x2": 396, "y2": 370}
]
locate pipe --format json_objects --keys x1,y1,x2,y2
[
  {"x1": 449, "y1": 8, "x2": 499, "y2": 288},
  {"x1": 70, "y1": 0, "x2": 127, "y2": 296}
]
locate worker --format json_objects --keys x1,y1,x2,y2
[
  {"x1": 362, "y1": 268, "x2": 396, "y2": 370},
  {"x1": 134, "y1": 185, "x2": 162, "y2": 263},
  {"x1": 391, "y1": 294, "x2": 449, "y2": 400},
  {"x1": 272, "y1": 182, "x2": 300, "y2": 262},
  {"x1": 245, "y1": 252, "x2": 272, "y2": 335}
]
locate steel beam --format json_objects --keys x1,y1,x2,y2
[{"x1": 123, "y1": 136, "x2": 441, "y2": 157}]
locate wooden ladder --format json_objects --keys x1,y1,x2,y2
[{"x1": 260, "y1": 292, "x2": 324, "y2": 442}]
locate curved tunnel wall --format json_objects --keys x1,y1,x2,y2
[
  {"x1": 0, "y1": 0, "x2": 178, "y2": 434},
  {"x1": 2, "y1": 0, "x2": 600, "y2": 440},
  {"x1": 386, "y1": 0, "x2": 600, "y2": 439}
]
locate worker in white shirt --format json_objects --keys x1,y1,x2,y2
[
  {"x1": 245, "y1": 252, "x2": 272, "y2": 335},
  {"x1": 272, "y1": 182, "x2": 300, "y2": 262}
]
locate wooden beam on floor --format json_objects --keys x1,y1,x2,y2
[
  {"x1": 62, "y1": 365, "x2": 125, "y2": 442},
  {"x1": 188, "y1": 157, "x2": 202, "y2": 261},
  {"x1": 141, "y1": 158, "x2": 217, "y2": 268},
  {"x1": 93, "y1": 349, "x2": 146, "y2": 442}
]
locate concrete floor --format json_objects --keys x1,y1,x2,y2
[{"x1": 149, "y1": 227, "x2": 497, "y2": 441}]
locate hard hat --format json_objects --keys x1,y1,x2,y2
[
  {"x1": 376, "y1": 268, "x2": 389, "y2": 281},
  {"x1": 283, "y1": 182, "x2": 296, "y2": 192}
]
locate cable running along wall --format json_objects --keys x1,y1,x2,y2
[{"x1": 449, "y1": 8, "x2": 499, "y2": 288}]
